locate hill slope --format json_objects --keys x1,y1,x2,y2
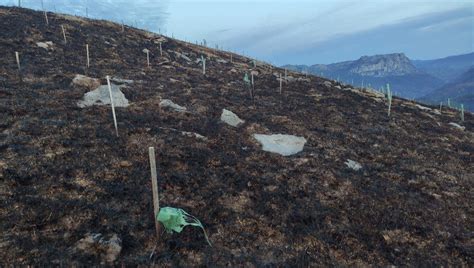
[
  {"x1": 413, "y1": 52, "x2": 474, "y2": 82},
  {"x1": 283, "y1": 53, "x2": 444, "y2": 99},
  {"x1": 421, "y1": 67, "x2": 474, "y2": 111},
  {"x1": 0, "y1": 7, "x2": 473, "y2": 266}
]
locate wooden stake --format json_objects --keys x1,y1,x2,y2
[
  {"x1": 121, "y1": 21, "x2": 124, "y2": 32},
  {"x1": 148, "y1": 147, "x2": 161, "y2": 238},
  {"x1": 61, "y1": 25, "x2": 67, "y2": 44},
  {"x1": 44, "y1": 11, "x2": 49, "y2": 25},
  {"x1": 159, "y1": 42, "x2": 162, "y2": 57},
  {"x1": 86, "y1": 44, "x2": 90, "y2": 68},
  {"x1": 279, "y1": 73, "x2": 282, "y2": 94},
  {"x1": 284, "y1": 68, "x2": 287, "y2": 80},
  {"x1": 251, "y1": 72, "x2": 254, "y2": 90},
  {"x1": 202, "y1": 58, "x2": 206, "y2": 75},
  {"x1": 106, "y1": 76, "x2": 119, "y2": 137},
  {"x1": 230, "y1": 54, "x2": 233, "y2": 63},
  {"x1": 15, "y1": 52, "x2": 20, "y2": 71},
  {"x1": 145, "y1": 49, "x2": 150, "y2": 68}
]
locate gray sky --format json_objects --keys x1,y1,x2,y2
[{"x1": 3, "y1": 0, "x2": 473, "y2": 65}]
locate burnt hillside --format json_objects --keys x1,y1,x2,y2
[{"x1": 0, "y1": 7, "x2": 473, "y2": 266}]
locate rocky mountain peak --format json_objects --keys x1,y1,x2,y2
[{"x1": 350, "y1": 53, "x2": 418, "y2": 77}]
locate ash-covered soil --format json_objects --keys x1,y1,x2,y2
[{"x1": 0, "y1": 7, "x2": 473, "y2": 266}]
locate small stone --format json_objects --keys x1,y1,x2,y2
[
  {"x1": 415, "y1": 104, "x2": 432, "y2": 111},
  {"x1": 221, "y1": 109, "x2": 244, "y2": 127},
  {"x1": 323, "y1": 81, "x2": 332, "y2": 87},
  {"x1": 159, "y1": 99, "x2": 186, "y2": 112},
  {"x1": 36, "y1": 41, "x2": 54, "y2": 50},
  {"x1": 448, "y1": 122, "x2": 465, "y2": 131},
  {"x1": 74, "y1": 233, "x2": 122, "y2": 263},
  {"x1": 71, "y1": 74, "x2": 101, "y2": 89},
  {"x1": 345, "y1": 159, "x2": 362, "y2": 171},
  {"x1": 119, "y1": 161, "x2": 132, "y2": 168}
]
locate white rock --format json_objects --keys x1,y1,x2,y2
[
  {"x1": 142, "y1": 48, "x2": 150, "y2": 53},
  {"x1": 323, "y1": 81, "x2": 332, "y2": 87},
  {"x1": 253, "y1": 134, "x2": 307, "y2": 156},
  {"x1": 221, "y1": 109, "x2": 244, "y2": 127},
  {"x1": 36, "y1": 41, "x2": 54, "y2": 50},
  {"x1": 159, "y1": 99, "x2": 186, "y2": 112},
  {"x1": 216, "y1": 59, "x2": 228, "y2": 64},
  {"x1": 415, "y1": 104, "x2": 432, "y2": 111},
  {"x1": 77, "y1": 84, "x2": 129, "y2": 108},
  {"x1": 448, "y1": 122, "x2": 465, "y2": 131},
  {"x1": 345, "y1": 159, "x2": 362, "y2": 171},
  {"x1": 181, "y1": 131, "x2": 207, "y2": 141}
]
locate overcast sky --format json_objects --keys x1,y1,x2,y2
[{"x1": 2, "y1": 0, "x2": 473, "y2": 65}]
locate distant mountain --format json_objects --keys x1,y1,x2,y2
[
  {"x1": 412, "y1": 52, "x2": 474, "y2": 82},
  {"x1": 283, "y1": 53, "x2": 444, "y2": 99},
  {"x1": 421, "y1": 67, "x2": 474, "y2": 111}
]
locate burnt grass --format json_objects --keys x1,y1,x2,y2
[{"x1": 0, "y1": 7, "x2": 473, "y2": 267}]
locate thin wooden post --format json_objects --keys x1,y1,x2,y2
[
  {"x1": 86, "y1": 44, "x2": 90, "y2": 68},
  {"x1": 279, "y1": 73, "x2": 282, "y2": 94},
  {"x1": 230, "y1": 54, "x2": 233, "y2": 63},
  {"x1": 251, "y1": 73, "x2": 254, "y2": 96},
  {"x1": 121, "y1": 21, "x2": 124, "y2": 32},
  {"x1": 15, "y1": 52, "x2": 20, "y2": 71},
  {"x1": 284, "y1": 68, "x2": 287, "y2": 80},
  {"x1": 146, "y1": 50, "x2": 150, "y2": 68},
  {"x1": 159, "y1": 42, "x2": 162, "y2": 57},
  {"x1": 61, "y1": 25, "x2": 67, "y2": 44},
  {"x1": 148, "y1": 147, "x2": 161, "y2": 238},
  {"x1": 44, "y1": 11, "x2": 49, "y2": 25},
  {"x1": 106, "y1": 76, "x2": 119, "y2": 137},
  {"x1": 202, "y1": 58, "x2": 206, "y2": 75}
]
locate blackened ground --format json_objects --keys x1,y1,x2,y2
[{"x1": 0, "y1": 7, "x2": 473, "y2": 266}]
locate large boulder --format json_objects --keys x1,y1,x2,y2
[
  {"x1": 77, "y1": 84, "x2": 129, "y2": 108},
  {"x1": 253, "y1": 134, "x2": 307, "y2": 156},
  {"x1": 221, "y1": 109, "x2": 244, "y2": 127}
]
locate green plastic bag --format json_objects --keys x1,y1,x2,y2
[{"x1": 157, "y1": 207, "x2": 212, "y2": 246}]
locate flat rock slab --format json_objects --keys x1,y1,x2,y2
[
  {"x1": 77, "y1": 84, "x2": 129, "y2": 108},
  {"x1": 36, "y1": 41, "x2": 53, "y2": 50},
  {"x1": 160, "y1": 99, "x2": 186, "y2": 112},
  {"x1": 253, "y1": 134, "x2": 307, "y2": 156},
  {"x1": 221, "y1": 109, "x2": 244, "y2": 127},
  {"x1": 449, "y1": 122, "x2": 465, "y2": 131}
]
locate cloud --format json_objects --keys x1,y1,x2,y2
[{"x1": 270, "y1": 7, "x2": 473, "y2": 64}]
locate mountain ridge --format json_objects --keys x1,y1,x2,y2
[{"x1": 283, "y1": 53, "x2": 444, "y2": 98}]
